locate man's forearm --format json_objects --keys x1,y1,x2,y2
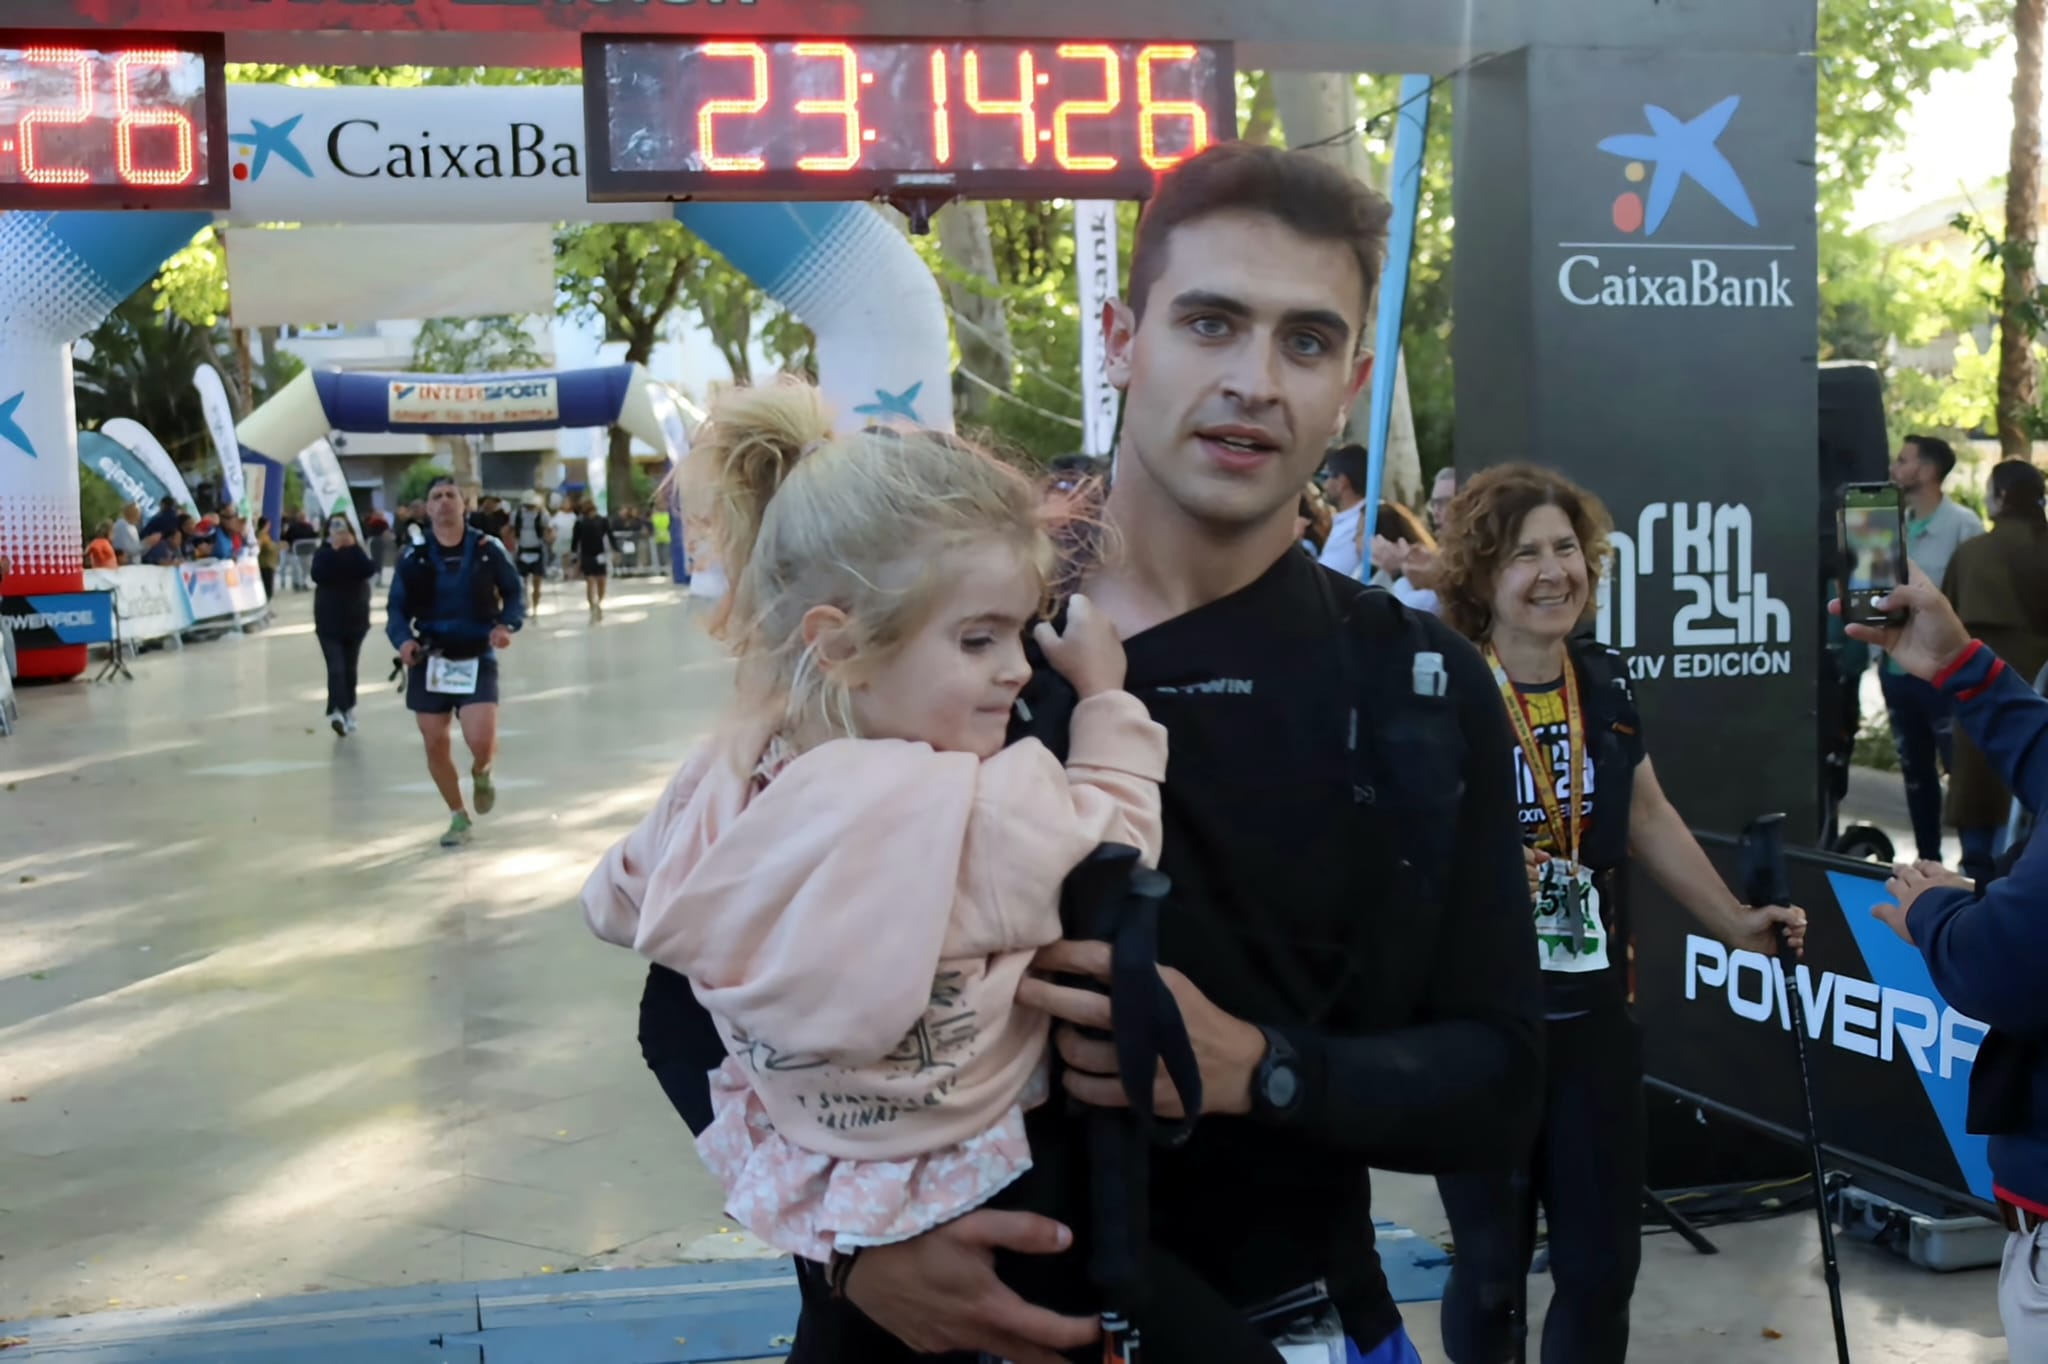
[{"x1": 1271, "y1": 1016, "x2": 1541, "y2": 1171}]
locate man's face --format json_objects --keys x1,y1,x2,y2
[
  {"x1": 1429, "y1": 470, "x2": 1458, "y2": 531},
  {"x1": 1892, "y1": 442, "x2": 1933, "y2": 492},
  {"x1": 1107, "y1": 211, "x2": 1372, "y2": 535},
  {"x1": 427, "y1": 484, "x2": 466, "y2": 529}
]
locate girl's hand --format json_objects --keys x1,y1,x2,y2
[
  {"x1": 1524, "y1": 845, "x2": 1548, "y2": 898},
  {"x1": 1034, "y1": 594, "x2": 1125, "y2": 698}
]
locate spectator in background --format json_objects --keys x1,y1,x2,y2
[
  {"x1": 256, "y1": 516, "x2": 282, "y2": 600},
  {"x1": 1428, "y1": 466, "x2": 1459, "y2": 536},
  {"x1": 1942, "y1": 460, "x2": 2048, "y2": 881},
  {"x1": 1369, "y1": 501, "x2": 1440, "y2": 616},
  {"x1": 110, "y1": 504, "x2": 143, "y2": 564},
  {"x1": 85, "y1": 522, "x2": 118, "y2": 570},
  {"x1": 1296, "y1": 481, "x2": 1335, "y2": 556},
  {"x1": 1316, "y1": 442, "x2": 1371, "y2": 579},
  {"x1": 1886, "y1": 434, "x2": 1987, "y2": 866},
  {"x1": 194, "y1": 515, "x2": 233, "y2": 562},
  {"x1": 142, "y1": 495, "x2": 181, "y2": 543},
  {"x1": 142, "y1": 527, "x2": 183, "y2": 567},
  {"x1": 312, "y1": 514, "x2": 377, "y2": 737}
]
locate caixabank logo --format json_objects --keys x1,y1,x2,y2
[{"x1": 1558, "y1": 95, "x2": 1797, "y2": 311}]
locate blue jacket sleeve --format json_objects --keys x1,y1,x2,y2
[
  {"x1": 488, "y1": 541, "x2": 525, "y2": 633},
  {"x1": 1907, "y1": 643, "x2": 2048, "y2": 1036},
  {"x1": 385, "y1": 559, "x2": 414, "y2": 652}
]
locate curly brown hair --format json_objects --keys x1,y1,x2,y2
[{"x1": 1435, "y1": 464, "x2": 1613, "y2": 641}]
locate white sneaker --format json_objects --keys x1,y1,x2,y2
[
  {"x1": 328, "y1": 710, "x2": 345, "y2": 737},
  {"x1": 343, "y1": 710, "x2": 359, "y2": 734}
]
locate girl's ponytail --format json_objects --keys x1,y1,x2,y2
[{"x1": 690, "y1": 378, "x2": 834, "y2": 636}]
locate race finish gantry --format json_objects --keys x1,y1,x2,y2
[{"x1": 8, "y1": 1, "x2": 1953, "y2": 1357}]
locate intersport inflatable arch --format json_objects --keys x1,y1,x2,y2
[{"x1": 0, "y1": 83, "x2": 954, "y2": 679}]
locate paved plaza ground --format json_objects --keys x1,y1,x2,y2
[{"x1": 0, "y1": 584, "x2": 2009, "y2": 1359}]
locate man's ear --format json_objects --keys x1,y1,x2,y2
[
  {"x1": 1333, "y1": 351, "x2": 1376, "y2": 442},
  {"x1": 800, "y1": 605, "x2": 854, "y2": 668},
  {"x1": 1104, "y1": 298, "x2": 1138, "y2": 391}
]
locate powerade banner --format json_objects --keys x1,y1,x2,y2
[
  {"x1": 388, "y1": 377, "x2": 559, "y2": 427},
  {"x1": 77, "y1": 430, "x2": 171, "y2": 510},
  {"x1": 1636, "y1": 836, "x2": 1993, "y2": 1212},
  {"x1": 1, "y1": 592, "x2": 116, "y2": 649}
]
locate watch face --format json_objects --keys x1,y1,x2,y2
[{"x1": 1264, "y1": 1063, "x2": 1299, "y2": 1110}]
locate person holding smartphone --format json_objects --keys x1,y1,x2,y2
[
  {"x1": 1849, "y1": 566, "x2": 2048, "y2": 1357},
  {"x1": 310, "y1": 515, "x2": 377, "y2": 736}
]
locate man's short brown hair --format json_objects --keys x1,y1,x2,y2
[{"x1": 1127, "y1": 142, "x2": 1394, "y2": 339}]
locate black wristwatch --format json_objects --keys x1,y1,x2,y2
[{"x1": 1250, "y1": 1024, "x2": 1304, "y2": 1123}]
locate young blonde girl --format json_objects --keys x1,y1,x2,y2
[{"x1": 581, "y1": 378, "x2": 1166, "y2": 1269}]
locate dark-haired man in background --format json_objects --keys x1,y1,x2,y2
[
  {"x1": 1884, "y1": 434, "x2": 1984, "y2": 864},
  {"x1": 1316, "y1": 442, "x2": 1373, "y2": 580},
  {"x1": 617, "y1": 141, "x2": 1541, "y2": 1364}
]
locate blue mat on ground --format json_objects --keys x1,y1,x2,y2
[{"x1": 4, "y1": 1224, "x2": 1449, "y2": 1362}]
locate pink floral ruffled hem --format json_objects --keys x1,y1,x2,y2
[{"x1": 696, "y1": 1056, "x2": 1041, "y2": 1263}]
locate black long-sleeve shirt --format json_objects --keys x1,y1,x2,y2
[{"x1": 636, "y1": 547, "x2": 1541, "y2": 1350}]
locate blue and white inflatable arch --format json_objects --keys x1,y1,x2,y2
[{"x1": 0, "y1": 86, "x2": 956, "y2": 678}]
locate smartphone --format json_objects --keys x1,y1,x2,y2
[{"x1": 1837, "y1": 482, "x2": 1907, "y2": 626}]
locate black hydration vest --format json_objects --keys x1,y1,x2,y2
[{"x1": 396, "y1": 529, "x2": 507, "y2": 656}]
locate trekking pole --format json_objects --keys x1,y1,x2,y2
[{"x1": 1740, "y1": 814, "x2": 1851, "y2": 1364}]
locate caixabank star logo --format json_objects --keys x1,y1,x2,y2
[
  {"x1": 1557, "y1": 94, "x2": 1796, "y2": 311},
  {"x1": 1596, "y1": 94, "x2": 1757, "y2": 236}
]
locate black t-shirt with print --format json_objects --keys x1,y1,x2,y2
[{"x1": 1501, "y1": 640, "x2": 1646, "y2": 1012}]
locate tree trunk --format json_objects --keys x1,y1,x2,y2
[
  {"x1": 935, "y1": 202, "x2": 1014, "y2": 425},
  {"x1": 2003, "y1": 0, "x2": 2045, "y2": 459},
  {"x1": 448, "y1": 435, "x2": 478, "y2": 493},
  {"x1": 611, "y1": 334, "x2": 654, "y2": 508},
  {"x1": 1272, "y1": 73, "x2": 1423, "y2": 505},
  {"x1": 606, "y1": 426, "x2": 635, "y2": 513}
]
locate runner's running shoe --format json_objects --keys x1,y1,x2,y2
[{"x1": 440, "y1": 813, "x2": 473, "y2": 848}]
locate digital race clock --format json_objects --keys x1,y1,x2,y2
[
  {"x1": 0, "y1": 30, "x2": 227, "y2": 211},
  {"x1": 584, "y1": 36, "x2": 1236, "y2": 204}
]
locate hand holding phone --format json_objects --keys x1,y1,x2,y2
[
  {"x1": 1837, "y1": 483, "x2": 1908, "y2": 627},
  {"x1": 1831, "y1": 562, "x2": 1971, "y2": 682}
]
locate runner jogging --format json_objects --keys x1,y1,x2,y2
[
  {"x1": 388, "y1": 477, "x2": 525, "y2": 848},
  {"x1": 509, "y1": 492, "x2": 554, "y2": 615}
]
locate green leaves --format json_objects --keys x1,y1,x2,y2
[{"x1": 410, "y1": 316, "x2": 548, "y2": 375}]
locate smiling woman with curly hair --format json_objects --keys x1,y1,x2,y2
[
  {"x1": 1434, "y1": 466, "x2": 1612, "y2": 642},
  {"x1": 1430, "y1": 462, "x2": 1809, "y2": 1364}
]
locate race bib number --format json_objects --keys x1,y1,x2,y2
[
  {"x1": 1273, "y1": 1310, "x2": 1347, "y2": 1364},
  {"x1": 1534, "y1": 860, "x2": 1608, "y2": 974},
  {"x1": 426, "y1": 656, "x2": 479, "y2": 696}
]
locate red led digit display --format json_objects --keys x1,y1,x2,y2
[
  {"x1": 587, "y1": 36, "x2": 1236, "y2": 203},
  {"x1": 0, "y1": 30, "x2": 226, "y2": 210}
]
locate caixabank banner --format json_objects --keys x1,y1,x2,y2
[
  {"x1": 1456, "y1": 48, "x2": 1818, "y2": 839},
  {"x1": 1636, "y1": 836, "x2": 1993, "y2": 1212}
]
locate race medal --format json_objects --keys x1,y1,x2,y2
[
  {"x1": 426, "y1": 656, "x2": 480, "y2": 696},
  {"x1": 1533, "y1": 859, "x2": 1609, "y2": 974},
  {"x1": 1486, "y1": 644, "x2": 1607, "y2": 976}
]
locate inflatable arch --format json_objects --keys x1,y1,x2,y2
[
  {"x1": 242, "y1": 363, "x2": 676, "y2": 520},
  {"x1": 0, "y1": 82, "x2": 954, "y2": 678}
]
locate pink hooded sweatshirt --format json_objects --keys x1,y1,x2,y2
[{"x1": 582, "y1": 689, "x2": 1166, "y2": 1258}]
